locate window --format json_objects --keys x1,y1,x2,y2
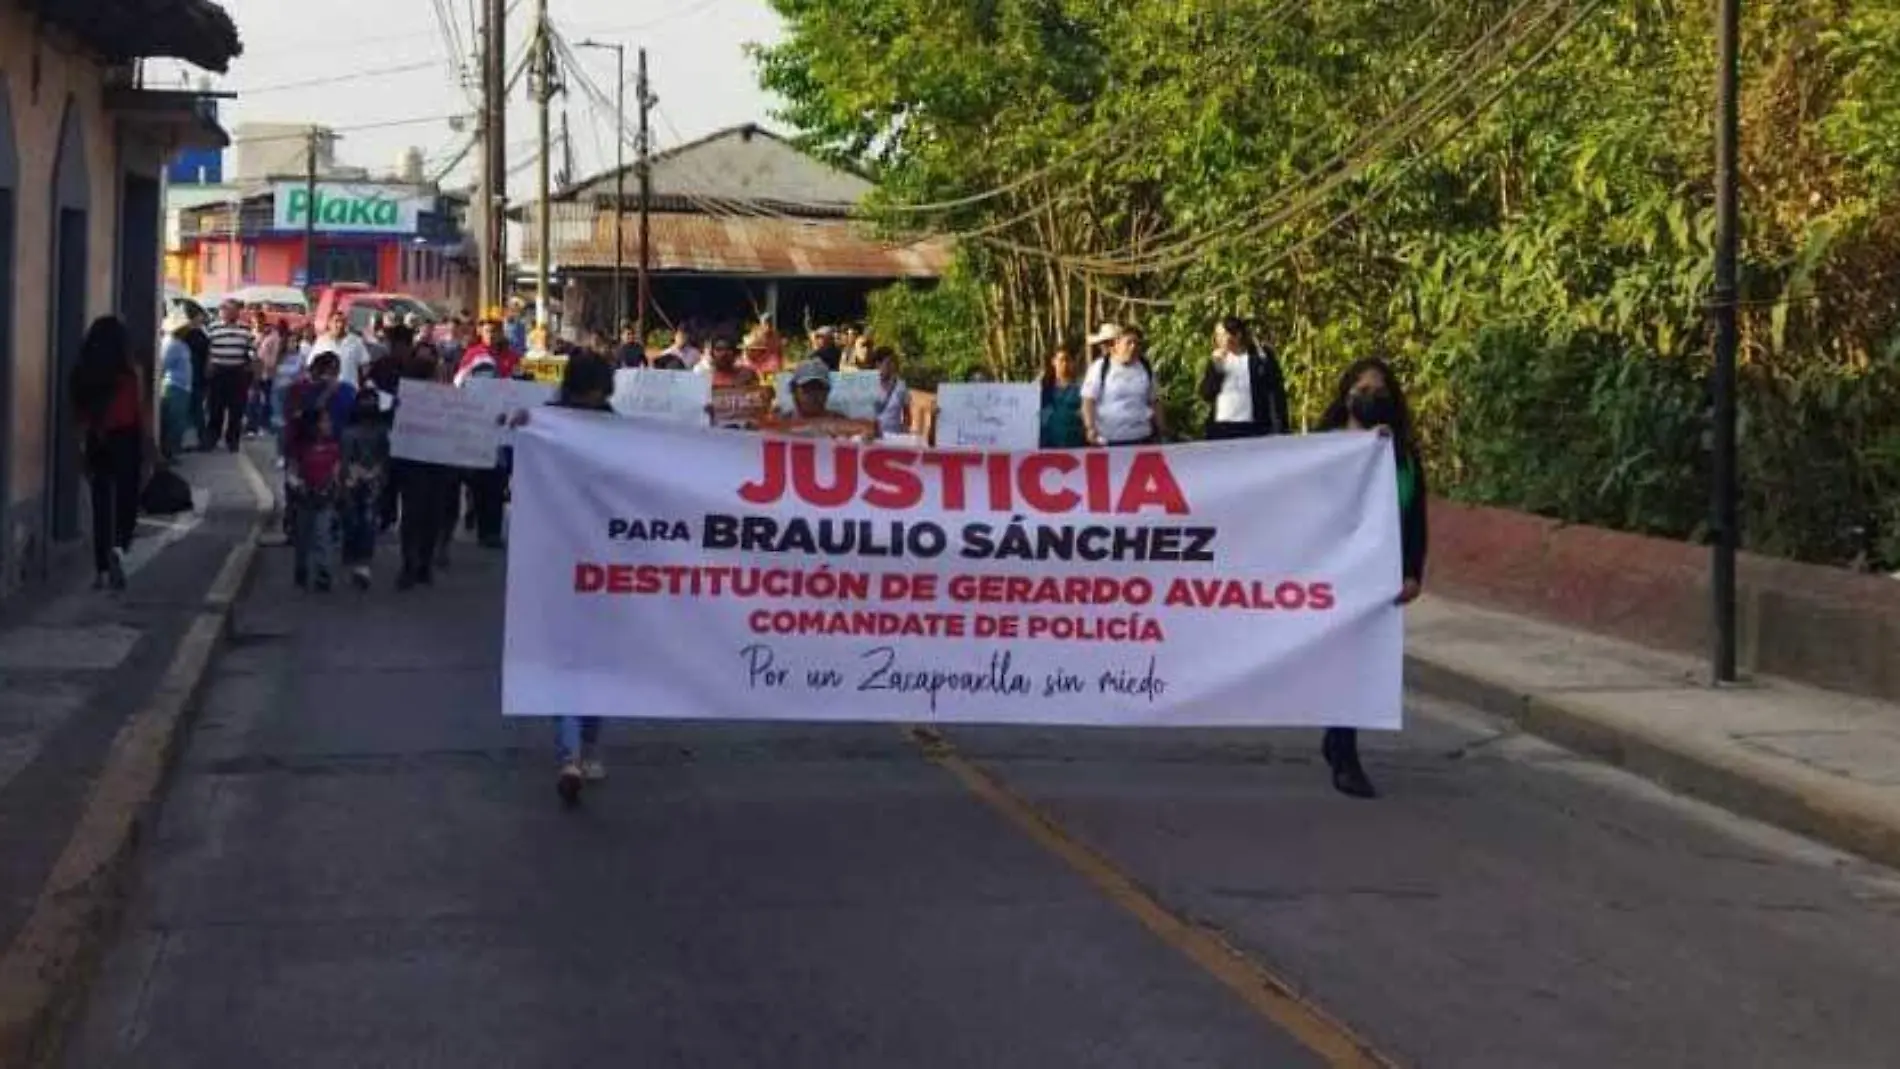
[
  {"x1": 206, "y1": 246, "x2": 220, "y2": 277},
  {"x1": 240, "y1": 243, "x2": 257, "y2": 283}
]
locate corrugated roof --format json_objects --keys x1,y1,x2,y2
[
  {"x1": 532, "y1": 210, "x2": 952, "y2": 280},
  {"x1": 26, "y1": 0, "x2": 243, "y2": 72}
]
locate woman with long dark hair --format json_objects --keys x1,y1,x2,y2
[
  {"x1": 1038, "y1": 342, "x2": 1087, "y2": 447},
  {"x1": 69, "y1": 316, "x2": 154, "y2": 590},
  {"x1": 1200, "y1": 315, "x2": 1291, "y2": 439},
  {"x1": 1316, "y1": 356, "x2": 1428, "y2": 798}
]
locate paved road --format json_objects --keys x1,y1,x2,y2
[{"x1": 60, "y1": 523, "x2": 1900, "y2": 1068}]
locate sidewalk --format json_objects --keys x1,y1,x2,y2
[
  {"x1": 0, "y1": 448, "x2": 267, "y2": 1067},
  {"x1": 1407, "y1": 595, "x2": 1900, "y2": 870}
]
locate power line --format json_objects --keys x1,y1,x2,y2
[{"x1": 226, "y1": 59, "x2": 441, "y2": 96}]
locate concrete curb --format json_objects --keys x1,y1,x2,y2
[
  {"x1": 1406, "y1": 653, "x2": 1900, "y2": 872},
  {"x1": 0, "y1": 470, "x2": 266, "y2": 1068}
]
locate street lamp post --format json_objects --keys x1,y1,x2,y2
[
  {"x1": 1710, "y1": 0, "x2": 1741, "y2": 684},
  {"x1": 577, "y1": 39, "x2": 626, "y2": 336}
]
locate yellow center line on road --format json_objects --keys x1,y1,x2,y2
[{"x1": 905, "y1": 725, "x2": 1397, "y2": 1069}]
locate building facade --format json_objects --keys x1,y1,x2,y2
[
  {"x1": 0, "y1": 0, "x2": 236, "y2": 593},
  {"x1": 526, "y1": 124, "x2": 950, "y2": 340},
  {"x1": 178, "y1": 181, "x2": 470, "y2": 306}
]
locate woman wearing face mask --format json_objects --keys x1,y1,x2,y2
[{"x1": 1316, "y1": 357, "x2": 1427, "y2": 799}]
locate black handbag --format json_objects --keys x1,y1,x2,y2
[{"x1": 140, "y1": 466, "x2": 195, "y2": 516}]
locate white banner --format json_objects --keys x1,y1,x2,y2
[
  {"x1": 503, "y1": 413, "x2": 1404, "y2": 727},
  {"x1": 935, "y1": 383, "x2": 1041, "y2": 449}
]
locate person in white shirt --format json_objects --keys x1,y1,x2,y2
[
  {"x1": 316, "y1": 311, "x2": 371, "y2": 388},
  {"x1": 1199, "y1": 315, "x2": 1291, "y2": 440},
  {"x1": 659, "y1": 326, "x2": 701, "y2": 369},
  {"x1": 1079, "y1": 325, "x2": 1167, "y2": 446}
]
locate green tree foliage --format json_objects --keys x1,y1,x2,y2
[{"x1": 758, "y1": 0, "x2": 1900, "y2": 570}]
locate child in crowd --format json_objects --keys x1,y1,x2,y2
[
  {"x1": 339, "y1": 388, "x2": 390, "y2": 590},
  {"x1": 290, "y1": 407, "x2": 344, "y2": 592}
]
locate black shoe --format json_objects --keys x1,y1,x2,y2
[
  {"x1": 350, "y1": 569, "x2": 372, "y2": 592},
  {"x1": 294, "y1": 568, "x2": 309, "y2": 590},
  {"x1": 557, "y1": 765, "x2": 584, "y2": 808},
  {"x1": 416, "y1": 568, "x2": 434, "y2": 587},
  {"x1": 1323, "y1": 729, "x2": 1378, "y2": 799}
]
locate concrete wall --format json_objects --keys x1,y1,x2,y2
[
  {"x1": 1429, "y1": 498, "x2": 1900, "y2": 702},
  {"x1": 0, "y1": 6, "x2": 127, "y2": 587}
]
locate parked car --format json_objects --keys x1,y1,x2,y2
[
  {"x1": 311, "y1": 284, "x2": 438, "y2": 336},
  {"x1": 225, "y1": 285, "x2": 311, "y2": 332}
]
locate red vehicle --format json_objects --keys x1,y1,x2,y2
[{"x1": 311, "y1": 284, "x2": 440, "y2": 336}]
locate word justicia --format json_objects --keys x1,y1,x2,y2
[{"x1": 737, "y1": 440, "x2": 1192, "y2": 516}]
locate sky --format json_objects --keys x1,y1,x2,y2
[{"x1": 146, "y1": 0, "x2": 787, "y2": 186}]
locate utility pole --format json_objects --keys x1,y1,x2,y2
[
  {"x1": 532, "y1": 0, "x2": 554, "y2": 332},
  {"x1": 1710, "y1": 0, "x2": 1741, "y2": 684},
  {"x1": 637, "y1": 46, "x2": 652, "y2": 343},
  {"x1": 303, "y1": 126, "x2": 318, "y2": 294},
  {"x1": 481, "y1": 0, "x2": 507, "y2": 312},
  {"x1": 577, "y1": 39, "x2": 624, "y2": 334}
]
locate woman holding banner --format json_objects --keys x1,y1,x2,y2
[
  {"x1": 1318, "y1": 357, "x2": 1429, "y2": 799},
  {"x1": 507, "y1": 353, "x2": 618, "y2": 806}
]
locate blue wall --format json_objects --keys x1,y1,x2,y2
[{"x1": 166, "y1": 146, "x2": 222, "y2": 185}]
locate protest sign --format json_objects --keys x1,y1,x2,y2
[
  {"x1": 611, "y1": 368, "x2": 713, "y2": 426},
  {"x1": 711, "y1": 385, "x2": 774, "y2": 429},
  {"x1": 520, "y1": 356, "x2": 567, "y2": 385},
  {"x1": 504, "y1": 415, "x2": 1404, "y2": 728},
  {"x1": 466, "y1": 378, "x2": 556, "y2": 444},
  {"x1": 756, "y1": 413, "x2": 878, "y2": 441},
  {"x1": 934, "y1": 383, "x2": 1040, "y2": 450},
  {"x1": 390, "y1": 381, "x2": 504, "y2": 468}
]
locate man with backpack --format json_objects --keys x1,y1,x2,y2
[{"x1": 1080, "y1": 324, "x2": 1168, "y2": 446}]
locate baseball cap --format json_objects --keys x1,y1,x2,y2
[{"x1": 791, "y1": 358, "x2": 831, "y2": 388}]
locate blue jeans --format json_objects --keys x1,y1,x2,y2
[
  {"x1": 556, "y1": 717, "x2": 600, "y2": 764},
  {"x1": 293, "y1": 497, "x2": 338, "y2": 581},
  {"x1": 159, "y1": 386, "x2": 192, "y2": 458}
]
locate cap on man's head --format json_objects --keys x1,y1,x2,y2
[
  {"x1": 1086, "y1": 323, "x2": 1122, "y2": 346},
  {"x1": 813, "y1": 325, "x2": 837, "y2": 339},
  {"x1": 791, "y1": 358, "x2": 832, "y2": 388}
]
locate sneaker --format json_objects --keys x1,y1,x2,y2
[
  {"x1": 350, "y1": 567, "x2": 371, "y2": 591},
  {"x1": 107, "y1": 549, "x2": 127, "y2": 591},
  {"x1": 579, "y1": 758, "x2": 607, "y2": 783},
  {"x1": 557, "y1": 764, "x2": 584, "y2": 807},
  {"x1": 313, "y1": 573, "x2": 333, "y2": 594}
]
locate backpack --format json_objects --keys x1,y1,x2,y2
[{"x1": 140, "y1": 467, "x2": 195, "y2": 517}]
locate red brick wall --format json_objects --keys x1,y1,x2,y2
[{"x1": 1428, "y1": 498, "x2": 1900, "y2": 701}]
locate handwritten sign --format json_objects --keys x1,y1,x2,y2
[
  {"x1": 466, "y1": 377, "x2": 556, "y2": 445},
  {"x1": 612, "y1": 368, "x2": 713, "y2": 426},
  {"x1": 390, "y1": 381, "x2": 505, "y2": 468},
  {"x1": 934, "y1": 383, "x2": 1041, "y2": 450},
  {"x1": 774, "y1": 370, "x2": 884, "y2": 420},
  {"x1": 711, "y1": 385, "x2": 774, "y2": 429}
]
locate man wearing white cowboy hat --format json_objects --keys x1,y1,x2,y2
[
  {"x1": 158, "y1": 311, "x2": 197, "y2": 461},
  {"x1": 1086, "y1": 322, "x2": 1123, "y2": 355}
]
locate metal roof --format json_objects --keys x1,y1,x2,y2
[
  {"x1": 25, "y1": 0, "x2": 243, "y2": 72},
  {"x1": 532, "y1": 209, "x2": 951, "y2": 280}
]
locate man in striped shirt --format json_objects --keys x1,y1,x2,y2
[{"x1": 204, "y1": 299, "x2": 256, "y2": 453}]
